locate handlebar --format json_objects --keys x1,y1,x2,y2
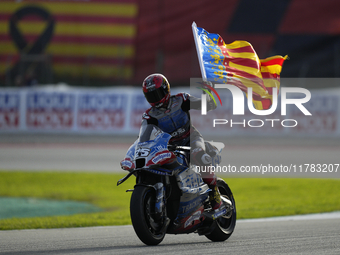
[{"x1": 168, "y1": 144, "x2": 191, "y2": 151}]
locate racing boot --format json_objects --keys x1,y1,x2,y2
[{"x1": 209, "y1": 186, "x2": 223, "y2": 211}]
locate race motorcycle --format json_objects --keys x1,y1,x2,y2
[{"x1": 117, "y1": 124, "x2": 236, "y2": 245}]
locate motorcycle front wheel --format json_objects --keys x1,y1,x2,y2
[
  {"x1": 130, "y1": 185, "x2": 166, "y2": 245},
  {"x1": 205, "y1": 177, "x2": 237, "y2": 242}
]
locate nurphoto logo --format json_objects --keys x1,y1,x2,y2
[{"x1": 200, "y1": 83, "x2": 312, "y2": 128}]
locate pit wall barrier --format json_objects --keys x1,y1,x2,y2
[{"x1": 0, "y1": 86, "x2": 339, "y2": 136}]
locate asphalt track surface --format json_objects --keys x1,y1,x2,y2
[
  {"x1": 1, "y1": 133, "x2": 339, "y2": 178},
  {"x1": 1, "y1": 214, "x2": 340, "y2": 255},
  {"x1": 0, "y1": 133, "x2": 340, "y2": 254}
]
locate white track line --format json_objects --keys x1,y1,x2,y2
[{"x1": 239, "y1": 211, "x2": 340, "y2": 222}]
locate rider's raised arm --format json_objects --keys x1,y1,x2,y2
[{"x1": 179, "y1": 92, "x2": 216, "y2": 112}]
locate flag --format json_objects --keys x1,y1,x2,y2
[
  {"x1": 0, "y1": 1, "x2": 137, "y2": 80},
  {"x1": 192, "y1": 22, "x2": 287, "y2": 110}
]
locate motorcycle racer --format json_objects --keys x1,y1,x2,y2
[{"x1": 140, "y1": 73, "x2": 223, "y2": 211}]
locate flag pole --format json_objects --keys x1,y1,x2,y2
[
  {"x1": 192, "y1": 22, "x2": 207, "y2": 80},
  {"x1": 192, "y1": 22, "x2": 210, "y2": 110}
]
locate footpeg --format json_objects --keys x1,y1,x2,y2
[{"x1": 203, "y1": 205, "x2": 227, "y2": 220}]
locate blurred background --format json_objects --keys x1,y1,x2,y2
[
  {"x1": 1, "y1": 0, "x2": 340, "y2": 88},
  {"x1": 0, "y1": 0, "x2": 340, "y2": 137},
  {"x1": 0, "y1": 1, "x2": 339, "y2": 235},
  {"x1": 0, "y1": 0, "x2": 339, "y2": 193}
]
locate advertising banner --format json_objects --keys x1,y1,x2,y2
[
  {"x1": 77, "y1": 91, "x2": 127, "y2": 131},
  {"x1": 0, "y1": 86, "x2": 339, "y2": 136},
  {"x1": 130, "y1": 93, "x2": 150, "y2": 130},
  {"x1": 26, "y1": 91, "x2": 75, "y2": 130},
  {"x1": 289, "y1": 94, "x2": 339, "y2": 135},
  {"x1": 0, "y1": 90, "x2": 20, "y2": 130}
]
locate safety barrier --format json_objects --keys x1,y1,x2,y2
[{"x1": 1, "y1": 85, "x2": 339, "y2": 136}]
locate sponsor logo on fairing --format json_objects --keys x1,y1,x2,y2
[
  {"x1": 152, "y1": 152, "x2": 172, "y2": 164},
  {"x1": 179, "y1": 196, "x2": 205, "y2": 214},
  {"x1": 184, "y1": 210, "x2": 202, "y2": 228}
]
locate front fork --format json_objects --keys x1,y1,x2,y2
[
  {"x1": 153, "y1": 181, "x2": 171, "y2": 233},
  {"x1": 153, "y1": 182, "x2": 165, "y2": 219},
  {"x1": 132, "y1": 173, "x2": 170, "y2": 232}
]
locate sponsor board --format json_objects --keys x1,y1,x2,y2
[
  {"x1": 290, "y1": 95, "x2": 339, "y2": 134},
  {"x1": 130, "y1": 94, "x2": 150, "y2": 129},
  {"x1": 0, "y1": 91, "x2": 20, "y2": 129},
  {"x1": 77, "y1": 93, "x2": 126, "y2": 130},
  {"x1": 26, "y1": 92, "x2": 74, "y2": 130},
  {"x1": 0, "y1": 86, "x2": 339, "y2": 136}
]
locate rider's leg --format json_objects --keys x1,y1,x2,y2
[{"x1": 190, "y1": 133, "x2": 222, "y2": 210}]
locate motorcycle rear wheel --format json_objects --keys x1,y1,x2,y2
[
  {"x1": 130, "y1": 185, "x2": 166, "y2": 245},
  {"x1": 205, "y1": 177, "x2": 237, "y2": 242}
]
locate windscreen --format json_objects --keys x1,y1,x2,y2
[{"x1": 138, "y1": 123, "x2": 164, "y2": 143}]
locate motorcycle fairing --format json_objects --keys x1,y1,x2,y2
[
  {"x1": 119, "y1": 124, "x2": 231, "y2": 236},
  {"x1": 143, "y1": 167, "x2": 173, "y2": 176},
  {"x1": 120, "y1": 139, "x2": 138, "y2": 171},
  {"x1": 170, "y1": 167, "x2": 211, "y2": 233},
  {"x1": 120, "y1": 125, "x2": 178, "y2": 173},
  {"x1": 136, "y1": 131, "x2": 177, "y2": 168}
]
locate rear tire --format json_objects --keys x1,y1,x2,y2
[
  {"x1": 130, "y1": 185, "x2": 166, "y2": 245},
  {"x1": 205, "y1": 178, "x2": 236, "y2": 242}
]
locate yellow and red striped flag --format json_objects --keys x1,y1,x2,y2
[
  {"x1": 192, "y1": 22, "x2": 287, "y2": 110},
  {"x1": 0, "y1": 0, "x2": 137, "y2": 80}
]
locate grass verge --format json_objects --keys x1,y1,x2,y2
[{"x1": 0, "y1": 171, "x2": 339, "y2": 230}]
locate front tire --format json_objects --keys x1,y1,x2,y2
[
  {"x1": 205, "y1": 178, "x2": 237, "y2": 242},
  {"x1": 130, "y1": 185, "x2": 165, "y2": 245}
]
